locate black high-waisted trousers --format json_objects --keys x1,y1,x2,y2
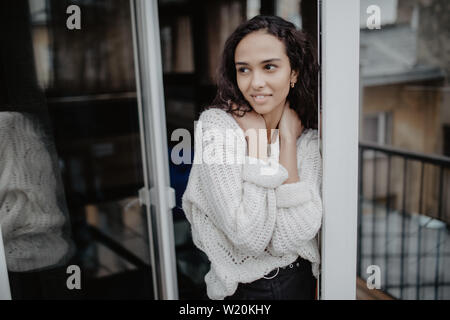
[{"x1": 224, "y1": 256, "x2": 316, "y2": 300}]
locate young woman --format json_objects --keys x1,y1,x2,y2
[{"x1": 182, "y1": 15, "x2": 322, "y2": 300}]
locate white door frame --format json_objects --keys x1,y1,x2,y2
[
  {"x1": 320, "y1": 0, "x2": 360, "y2": 299},
  {"x1": 131, "y1": 0, "x2": 178, "y2": 300}
]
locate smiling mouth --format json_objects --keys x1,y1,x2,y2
[{"x1": 251, "y1": 95, "x2": 272, "y2": 103}]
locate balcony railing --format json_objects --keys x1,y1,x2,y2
[{"x1": 358, "y1": 141, "x2": 450, "y2": 300}]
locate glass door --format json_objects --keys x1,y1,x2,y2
[{"x1": 0, "y1": 0, "x2": 176, "y2": 299}]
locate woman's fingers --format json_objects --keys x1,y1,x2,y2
[{"x1": 279, "y1": 103, "x2": 304, "y2": 140}]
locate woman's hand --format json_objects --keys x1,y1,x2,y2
[
  {"x1": 278, "y1": 101, "x2": 304, "y2": 142},
  {"x1": 232, "y1": 107, "x2": 267, "y2": 160},
  {"x1": 278, "y1": 102, "x2": 302, "y2": 184},
  {"x1": 232, "y1": 108, "x2": 266, "y2": 134}
]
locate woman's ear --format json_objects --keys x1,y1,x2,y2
[{"x1": 290, "y1": 70, "x2": 299, "y2": 85}]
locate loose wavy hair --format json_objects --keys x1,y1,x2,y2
[{"x1": 210, "y1": 15, "x2": 319, "y2": 129}]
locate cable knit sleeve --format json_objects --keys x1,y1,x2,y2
[
  {"x1": 0, "y1": 112, "x2": 69, "y2": 272},
  {"x1": 183, "y1": 109, "x2": 288, "y2": 256},
  {"x1": 268, "y1": 131, "x2": 323, "y2": 255}
]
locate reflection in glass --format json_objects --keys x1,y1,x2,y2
[{"x1": 1, "y1": 0, "x2": 153, "y2": 299}]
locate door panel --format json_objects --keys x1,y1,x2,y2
[{"x1": 0, "y1": 0, "x2": 162, "y2": 299}]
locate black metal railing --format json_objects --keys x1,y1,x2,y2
[{"x1": 358, "y1": 141, "x2": 450, "y2": 300}]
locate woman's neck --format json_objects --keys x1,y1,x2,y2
[{"x1": 262, "y1": 101, "x2": 285, "y2": 143}]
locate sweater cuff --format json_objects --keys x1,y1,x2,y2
[
  {"x1": 275, "y1": 181, "x2": 312, "y2": 208},
  {"x1": 242, "y1": 156, "x2": 288, "y2": 188}
]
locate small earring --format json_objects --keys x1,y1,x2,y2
[{"x1": 291, "y1": 82, "x2": 295, "y2": 88}]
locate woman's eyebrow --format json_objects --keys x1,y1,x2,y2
[{"x1": 235, "y1": 58, "x2": 281, "y2": 66}]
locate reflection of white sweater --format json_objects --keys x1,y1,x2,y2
[
  {"x1": 182, "y1": 108, "x2": 322, "y2": 300},
  {"x1": 0, "y1": 112, "x2": 70, "y2": 272}
]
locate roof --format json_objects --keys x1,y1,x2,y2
[{"x1": 360, "y1": 24, "x2": 445, "y2": 86}]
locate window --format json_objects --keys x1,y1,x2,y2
[{"x1": 363, "y1": 112, "x2": 393, "y2": 145}]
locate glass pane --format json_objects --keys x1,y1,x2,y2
[
  {"x1": 358, "y1": 0, "x2": 449, "y2": 300},
  {"x1": 1, "y1": 0, "x2": 153, "y2": 299}
]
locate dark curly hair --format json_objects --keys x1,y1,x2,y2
[{"x1": 209, "y1": 15, "x2": 319, "y2": 129}]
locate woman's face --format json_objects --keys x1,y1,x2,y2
[{"x1": 234, "y1": 30, "x2": 297, "y2": 115}]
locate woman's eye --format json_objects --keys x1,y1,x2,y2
[
  {"x1": 265, "y1": 64, "x2": 276, "y2": 71},
  {"x1": 238, "y1": 67, "x2": 249, "y2": 73}
]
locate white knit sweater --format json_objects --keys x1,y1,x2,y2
[
  {"x1": 0, "y1": 112, "x2": 70, "y2": 272},
  {"x1": 182, "y1": 108, "x2": 322, "y2": 300}
]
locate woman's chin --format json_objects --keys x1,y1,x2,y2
[{"x1": 251, "y1": 104, "x2": 274, "y2": 115}]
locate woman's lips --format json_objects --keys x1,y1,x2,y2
[{"x1": 251, "y1": 94, "x2": 272, "y2": 104}]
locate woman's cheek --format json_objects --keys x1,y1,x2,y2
[
  {"x1": 277, "y1": 83, "x2": 290, "y2": 100},
  {"x1": 236, "y1": 75, "x2": 244, "y2": 88}
]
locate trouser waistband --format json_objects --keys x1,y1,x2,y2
[{"x1": 263, "y1": 256, "x2": 310, "y2": 279}]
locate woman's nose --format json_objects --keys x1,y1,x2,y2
[{"x1": 251, "y1": 71, "x2": 266, "y2": 89}]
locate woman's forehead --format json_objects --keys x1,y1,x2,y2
[{"x1": 235, "y1": 31, "x2": 287, "y2": 63}]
